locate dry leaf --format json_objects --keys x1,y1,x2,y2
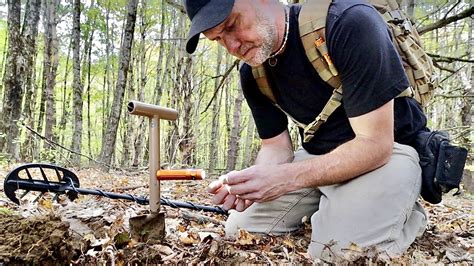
[
  {"x1": 283, "y1": 238, "x2": 295, "y2": 248},
  {"x1": 151, "y1": 244, "x2": 174, "y2": 256},
  {"x1": 179, "y1": 231, "x2": 201, "y2": 245},
  {"x1": 178, "y1": 224, "x2": 187, "y2": 233},
  {"x1": 236, "y1": 229, "x2": 258, "y2": 246},
  {"x1": 38, "y1": 198, "x2": 53, "y2": 210}
]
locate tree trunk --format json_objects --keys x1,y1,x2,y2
[
  {"x1": 42, "y1": 0, "x2": 60, "y2": 155},
  {"x1": 99, "y1": 0, "x2": 138, "y2": 170},
  {"x1": 2, "y1": 0, "x2": 41, "y2": 159},
  {"x1": 226, "y1": 87, "x2": 244, "y2": 171},
  {"x1": 102, "y1": 0, "x2": 111, "y2": 141},
  {"x1": 153, "y1": 0, "x2": 166, "y2": 106},
  {"x1": 122, "y1": 55, "x2": 135, "y2": 167},
  {"x1": 0, "y1": 33, "x2": 8, "y2": 103},
  {"x1": 165, "y1": 10, "x2": 185, "y2": 166},
  {"x1": 242, "y1": 117, "x2": 255, "y2": 168},
  {"x1": 462, "y1": 12, "x2": 473, "y2": 194},
  {"x1": 71, "y1": 0, "x2": 84, "y2": 165},
  {"x1": 208, "y1": 46, "x2": 223, "y2": 172},
  {"x1": 179, "y1": 56, "x2": 194, "y2": 166},
  {"x1": 22, "y1": 58, "x2": 41, "y2": 160},
  {"x1": 58, "y1": 40, "x2": 71, "y2": 148},
  {"x1": 132, "y1": 0, "x2": 148, "y2": 167},
  {"x1": 82, "y1": 0, "x2": 96, "y2": 161},
  {"x1": 0, "y1": 0, "x2": 22, "y2": 156}
]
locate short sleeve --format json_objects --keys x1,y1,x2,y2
[
  {"x1": 240, "y1": 64, "x2": 288, "y2": 139},
  {"x1": 326, "y1": 4, "x2": 410, "y2": 117}
]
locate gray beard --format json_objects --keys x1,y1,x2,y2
[{"x1": 244, "y1": 9, "x2": 277, "y2": 66}]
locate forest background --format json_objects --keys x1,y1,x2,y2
[{"x1": 0, "y1": 0, "x2": 472, "y2": 192}]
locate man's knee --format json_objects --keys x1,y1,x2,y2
[{"x1": 224, "y1": 188, "x2": 321, "y2": 236}]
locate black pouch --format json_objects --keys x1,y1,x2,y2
[{"x1": 413, "y1": 131, "x2": 468, "y2": 204}]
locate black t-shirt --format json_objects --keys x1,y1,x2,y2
[{"x1": 240, "y1": 0, "x2": 427, "y2": 155}]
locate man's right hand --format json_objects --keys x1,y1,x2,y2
[{"x1": 207, "y1": 174, "x2": 254, "y2": 212}]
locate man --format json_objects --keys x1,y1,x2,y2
[{"x1": 184, "y1": 0, "x2": 428, "y2": 259}]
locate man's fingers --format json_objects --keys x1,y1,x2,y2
[
  {"x1": 227, "y1": 182, "x2": 257, "y2": 195},
  {"x1": 212, "y1": 185, "x2": 230, "y2": 205},
  {"x1": 222, "y1": 194, "x2": 237, "y2": 210},
  {"x1": 235, "y1": 198, "x2": 245, "y2": 212},
  {"x1": 207, "y1": 180, "x2": 223, "y2": 193},
  {"x1": 237, "y1": 192, "x2": 260, "y2": 201},
  {"x1": 225, "y1": 170, "x2": 252, "y2": 185},
  {"x1": 218, "y1": 174, "x2": 229, "y2": 185}
]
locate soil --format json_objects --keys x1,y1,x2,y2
[{"x1": 0, "y1": 214, "x2": 85, "y2": 264}]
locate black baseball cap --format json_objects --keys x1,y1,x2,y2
[{"x1": 184, "y1": 0, "x2": 235, "y2": 54}]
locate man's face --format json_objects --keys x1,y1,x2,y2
[{"x1": 203, "y1": 0, "x2": 277, "y2": 66}]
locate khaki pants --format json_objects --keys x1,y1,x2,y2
[{"x1": 225, "y1": 143, "x2": 427, "y2": 259}]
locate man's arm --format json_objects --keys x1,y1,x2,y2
[
  {"x1": 225, "y1": 100, "x2": 394, "y2": 202},
  {"x1": 255, "y1": 129, "x2": 294, "y2": 165}
]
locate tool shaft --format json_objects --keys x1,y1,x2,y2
[{"x1": 6, "y1": 179, "x2": 227, "y2": 215}]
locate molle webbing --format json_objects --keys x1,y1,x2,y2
[{"x1": 297, "y1": 0, "x2": 342, "y2": 142}]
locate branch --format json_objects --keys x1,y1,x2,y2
[
  {"x1": 201, "y1": 59, "x2": 240, "y2": 114},
  {"x1": 164, "y1": 0, "x2": 185, "y2": 13},
  {"x1": 22, "y1": 123, "x2": 112, "y2": 168},
  {"x1": 432, "y1": 60, "x2": 456, "y2": 73},
  {"x1": 443, "y1": 0, "x2": 462, "y2": 20},
  {"x1": 434, "y1": 94, "x2": 474, "y2": 99},
  {"x1": 417, "y1": 7, "x2": 474, "y2": 35},
  {"x1": 428, "y1": 53, "x2": 474, "y2": 64}
]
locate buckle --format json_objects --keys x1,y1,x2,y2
[
  {"x1": 388, "y1": 10, "x2": 404, "y2": 23},
  {"x1": 401, "y1": 19, "x2": 412, "y2": 34}
]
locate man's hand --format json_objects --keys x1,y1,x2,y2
[
  {"x1": 207, "y1": 130, "x2": 295, "y2": 212},
  {"x1": 207, "y1": 164, "x2": 296, "y2": 211},
  {"x1": 207, "y1": 173, "x2": 254, "y2": 212}
]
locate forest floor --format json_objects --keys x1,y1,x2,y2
[{"x1": 0, "y1": 164, "x2": 472, "y2": 264}]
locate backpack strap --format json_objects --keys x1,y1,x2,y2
[
  {"x1": 298, "y1": 0, "x2": 343, "y2": 142},
  {"x1": 252, "y1": 65, "x2": 277, "y2": 103},
  {"x1": 303, "y1": 85, "x2": 343, "y2": 142}
]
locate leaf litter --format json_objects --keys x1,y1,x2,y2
[{"x1": 0, "y1": 166, "x2": 472, "y2": 264}]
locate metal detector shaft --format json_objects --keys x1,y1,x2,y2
[{"x1": 5, "y1": 179, "x2": 228, "y2": 215}]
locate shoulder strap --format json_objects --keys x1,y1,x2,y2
[
  {"x1": 251, "y1": 65, "x2": 277, "y2": 103},
  {"x1": 298, "y1": 0, "x2": 344, "y2": 142}
]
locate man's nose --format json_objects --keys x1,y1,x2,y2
[{"x1": 222, "y1": 35, "x2": 241, "y2": 55}]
